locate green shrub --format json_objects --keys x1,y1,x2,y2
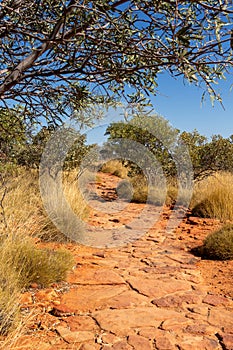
[
  {"x1": 198, "y1": 224, "x2": 233, "y2": 260},
  {"x1": 117, "y1": 175, "x2": 166, "y2": 205},
  {"x1": 116, "y1": 180, "x2": 133, "y2": 200}
]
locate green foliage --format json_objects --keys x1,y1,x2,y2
[
  {"x1": 104, "y1": 113, "x2": 233, "y2": 184},
  {"x1": 179, "y1": 130, "x2": 208, "y2": 179},
  {"x1": 0, "y1": 1, "x2": 232, "y2": 121},
  {"x1": 201, "y1": 135, "x2": 233, "y2": 174},
  {"x1": 197, "y1": 225, "x2": 233, "y2": 260},
  {"x1": 105, "y1": 114, "x2": 179, "y2": 178},
  {"x1": 0, "y1": 115, "x2": 92, "y2": 171},
  {"x1": 163, "y1": 129, "x2": 233, "y2": 181},
  {"x1": 0, "y1": 107, "x2": 27, "y2": 164},
  {"x1": 104, "y1": 115, "x2": 233, "y2": 213},
  {"x1": 17, "y1": 125, "x2": 92, "y2": 170}
]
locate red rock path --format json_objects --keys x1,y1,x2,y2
[{"x1": 4, "y1": 173, "x2": 233, "y2": 350}]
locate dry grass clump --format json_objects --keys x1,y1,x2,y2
[
  {"x1": 101, "y1": 160, "x2": 129, "y2": 178},
  {"x1": 1, "y1": 233, "x2": 74, "y2": 288},
  {"x1": 190, "y1": 172, "x2": 233, "y2": 222},
  {"x1": 0, "y1": 266, "x2": 20, "y2": 336},
  {"x1": 1, "y1": 168, "x2": 88, "y2": 242},
  {"x1": 116, "y1": 179, "x2": 133, "y2": 201},
  {"x1": 116, "y1": 174, "x2": 190, "y2": 206},
  {"x1": 130, "y1": 175, "x2": 166, "y2": 205},
  {"x1": 0, "y1": 167, "x2": 81, "y2": 336},
  {"x1": 0, "y1": 169, "x2": 42, "y2": 232},
  {"x1": 40, "y1": 170, "x2": 88, "y2": 242},
  {"x1": 0, "y1": 232, "x2": 74, "y2": 335},
  {"x1": 196, "y1": 224, "x2": 233, "y2": 260},
  {"x1": 116, "y1": 175, "x2": 156, "y2": 203},
  {"x1": 166, "y1": 184, "x2": 192, "y2": 207}
]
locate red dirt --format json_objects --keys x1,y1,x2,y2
[{"x1": 2, "y1": 172, "x2": 233, "y2": 349}]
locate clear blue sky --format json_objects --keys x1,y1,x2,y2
[
  {"x1": 151, "y1": 72, "x2": 233, "y2": 139},
  {"x1": 85, "y1": 72, "x2": 233, "y2": 145}
]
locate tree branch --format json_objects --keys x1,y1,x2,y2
[{"x1": 0, "y1": 0, "x2": 82, "y2": 96}]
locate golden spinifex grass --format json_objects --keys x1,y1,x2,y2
[
  {"x1": 191, "y1": 172, "x2": 233, "y2": 222},
  {"x1": 0, "y1": 262, "x2": 20, "y2": 336},
  {"x1": 0, "y1": 167, "x2": 88, "y2": 336},
  {"x1": 1, "y1": 233, "x2": 75, "y2": 288},
  {"x1": 101, "y1": 159, "x2": 129, "y2": 179},
  {"x1": 0, "y1": 232, "x2": 74, "y2": 335},
  {"x1": 0, "y1": 168, "x2": 88, "y2": 241}
]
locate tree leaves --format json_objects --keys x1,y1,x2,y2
[{"x1": 0, "y1": 0, "x2": 232, "y2": 123}]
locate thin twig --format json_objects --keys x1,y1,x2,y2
[{"x1": 0, "y1": 173, "x2": 8, "y2": 230}]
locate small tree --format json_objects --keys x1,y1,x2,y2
[
  {"x1": 179, "y1": 130, "x2": 208, "y2": 180},
  {"x1": 105, "y1": 114, "x2": 180, "y2": 177},
  {"x1": 201, "y1": 135, "x2": 233, "y2": 174}
]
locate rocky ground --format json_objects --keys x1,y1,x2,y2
[{"x1": 2, "y1": 173, "x2": 233, "y2": 350}]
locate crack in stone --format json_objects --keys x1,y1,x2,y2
[{"x1": 125, "y1": 280, "x2": 149, "y2": 298}]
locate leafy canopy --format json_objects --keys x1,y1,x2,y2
[
  {"x1": 105, "y1": 114, "x2": 182, "y2": 178},
  {"x1": 0, "y1": 0, "x2": 232, "y2": 123}
]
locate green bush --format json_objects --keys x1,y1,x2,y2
[
  {"x1": 116, "y1": 179, "x2": 133, "y2": 200},
  {"x1": 198, "y1": 224, "x2": 233, "y2": 260}
]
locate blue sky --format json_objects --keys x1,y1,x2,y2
[
  {"x1": 151, "y1": 72, "x2": 233, "y2": 139},
  {"x1": 85, "y1": 71, "x2": 233, "y2": 145}
]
